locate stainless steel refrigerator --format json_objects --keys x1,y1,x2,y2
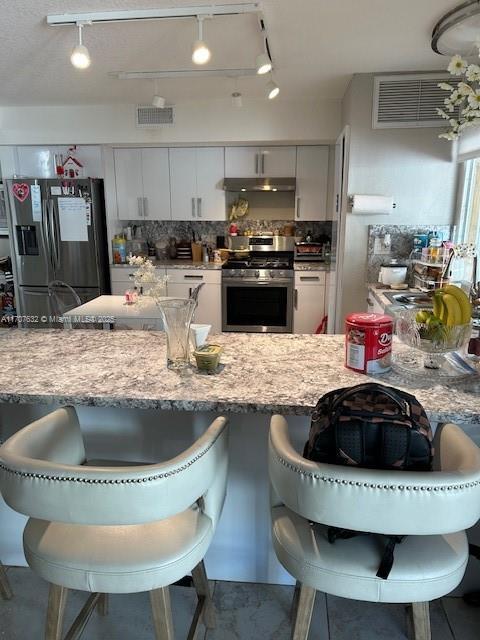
[{"x1": 5, "y1": 178, "x2": 109, "y2": 327}]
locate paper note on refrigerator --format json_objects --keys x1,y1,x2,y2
[{"x1": 58, "y1": 197, "x2": 88, "y2": 242}]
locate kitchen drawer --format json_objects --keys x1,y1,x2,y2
[
  {"x1": 165, "y1": 268, "x2": 221, "y2": 285},
  {"x1": 110, "y1": 267, "x2": 167, "y2": 282},
  {"x1": 294, "y1": 271, "x2": 326, "y2": 286}
]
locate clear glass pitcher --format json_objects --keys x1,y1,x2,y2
[{"x1": 157, "y1": 298, "x2": 196, "y2": 370}]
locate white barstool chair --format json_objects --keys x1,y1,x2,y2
[
  {"x1": 268, "y1": 416, "x2": 480, "y2": 640},
  {"x1": 0, "y1": 407, "x2": 229, "y2": 640}
]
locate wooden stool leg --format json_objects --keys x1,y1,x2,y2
[
  {"x1": 292, "y1": 584, "x2": 316, "y2": 640},
  {"x1": 45, "y1": 584, "x2": 69, "y2": 640},
  {"x1": 0, "y1": 561, "x2": 13, "y2": 600},
  {"x1": 191, "y1": 560, "x2": 216, "y2": 629},
  {"x1": 97, "y1": 594, "x2": 109, "y2": 616},
  {"x1": 291, "y1": 580, "x2": 301, "y2": 621},
  {"x1": 411, "y1": 602, "x2": 431, "y2": 640},
  {"x1": 150, "y1": 587, "x2": 175, "y2": 640}
]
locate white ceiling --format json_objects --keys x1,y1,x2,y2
[{"x1": 0, "y1": 0, "x2": 461, "y2": 106}]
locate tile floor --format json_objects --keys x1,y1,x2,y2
[{"x1": 1, "y1": 567, "x2": 480, "y2": 639}]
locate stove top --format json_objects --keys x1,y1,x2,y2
[{"x1": 222, "y1": 257, "x2": 293, "y2": 270}]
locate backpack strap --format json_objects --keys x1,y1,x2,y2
[
  {"x1": 376, "y1": 536, "x2": 405, "y2": 580},
  {"x1": 331, "y1": 383, "x2": 412, "y2": 420}
]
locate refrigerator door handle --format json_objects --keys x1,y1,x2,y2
[
  {"x1": 41, "y1": 199, "x2": 54, "y2": 274},
  {"x1": 48, "y1": 200, "x2": 60, "y2": 273}
]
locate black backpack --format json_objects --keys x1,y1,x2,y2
[{"x1": 303, "y1": 382, "x2": 434, "y2": 579}]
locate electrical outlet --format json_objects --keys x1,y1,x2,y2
[{"x1": 374, "y1": 237, "x2": 391, "y2": 255}]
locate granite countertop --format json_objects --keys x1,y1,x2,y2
[
  {"x1": 0, "y1": 330, "x2": 478, "y2": 424},
  {"x1": 367, "y1": 284, "x2": 421, "y2": 312},
  {"x1": 111, "y1": 260, "x2": 224, "y2": 270}
]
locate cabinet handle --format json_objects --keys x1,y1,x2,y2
[
  {"x1": 261, "y1": 152, "x2": 265, "y2": 174},
  {"x1": 294, "y1": 288, "x2": 298, "y2": 310},
  {"x1": 189, "y1": 287, "x2": 192, "y2": 297},
  {"x1": 184, "y1": 274, "x2": 204, "y2": 280},
  {"x1": 143, "y1": 197, "x2": 148, "y2": 217},
  {"x1": 300, "y1": 276, "x2": 320, "y2": 281},
  {"x1": 191, "y1": 197, "x2": 196, "y2": 218},
  {"x1": 137, "y1": 197, "x2": 143, "y2": 217},
  {"x1": 197, "y1": 197, "x2": 202, "y2": 218},
  {"x1": 296, "y1": 196, "x2": 301, "y2": 219},
  {"x1": 255, "y1": 153, "x2": 259, "y2": 175}
]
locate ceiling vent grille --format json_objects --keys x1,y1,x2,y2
[
  {"x1": 373, "y1": 74, "x2": 461, "y2": 129},
  {"x1": 136, "y1": 105, "x2": 174, "y2": 128}
]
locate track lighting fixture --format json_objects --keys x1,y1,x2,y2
[
  {"x1": 70, "y1": 22, "x2": 91, "y2": 69},
  {"x1": 192, "y1": 16, "x2": 211, "y2": 65},
  {"x1": 266, "y1": 79, "x2": 279, "y2": 100},
  {"x1": 255, "y1": 53, "x2": 272, "y2": 75}
]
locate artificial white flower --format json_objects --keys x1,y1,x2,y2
[
  {"x1": 448, "y1": 54, "x2": 468, "y2": 75},
  {"x1": 438, "y1": 82, "x2": 454, "y2": 91},
  {"x1": 466, "y1": 64, "x2": 480, "y2": 82},
  {"x1": 458, "y1": 82, "x2": 474, "y2": 96},
  {"x1": 468, "y1": 91, "x2": 480, "y2": 108}
]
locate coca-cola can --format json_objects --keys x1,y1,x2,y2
[{"x1": 345, "y1": 313, "x2": 393, "y2": 374}]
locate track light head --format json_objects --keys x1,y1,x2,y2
[
  {"x1": 192, "y1": 16, "x2": 211, "y2": 65},
  {"x1": 70, "y1": 23, "x2": 91, "y2": 69},
  {"x1": 152, "y1": 95, "x2": 166, "y2": 108},
  {"x1": 266, "y1": 79, "x2": 279, "y2": 100},
  {"x1": 256, "y1": 53, "x2": 272, "y2": 75}
]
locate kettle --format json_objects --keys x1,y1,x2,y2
[{"x1": 379, "y1": 260, "x2": 407, "y2": 286}]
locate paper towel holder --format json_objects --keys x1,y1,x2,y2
[{"x1": 348, "y1": 194, "x2": 396, "y2": 215}]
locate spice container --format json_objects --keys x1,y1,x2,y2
[
  {"x1": 193, "y1": 344, "x2": 222, "y2": 372},
  {"x1": 345, "y1": 313, "x2": 393, "y2": 374}
]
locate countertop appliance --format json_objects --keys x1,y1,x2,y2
[
  {"x1": 222, "y1": 236, "x2": 294, "y2": 333},
  {"x1": 5, "y1": 178, "x2": 109, "y2": 327},
  {"x1": 378, "y1": 259, "x2": 408, "y2": 286},
  {"x1": 294, "y1": 241, "x2": 329, "y2": 262}
]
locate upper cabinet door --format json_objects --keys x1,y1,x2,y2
[
  {"x1": 258, "y1": 147, "x2": 297, "y2": 177},
  {"x1": 295, "y1": 146, "x2": 329, "y2": 221},
  {"x1": 141, "y1": 148, "x2": 171, "y2": 220},
  {"x1": 169, "y1": 148, "x2": 198, "y2": 220},
  {"x1": 225, "y1": 147, "x2": 260, "y2": 178},
  {"x1": 114, "y1": 149, "x2": 144, "y2": 220},
  {"x1": 196, "y1": 147, "x2": 226, "y2": 221}
]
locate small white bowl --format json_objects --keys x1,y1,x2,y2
[{"x1": 190, "y1": 324, "x2": 211, "y2": 348}]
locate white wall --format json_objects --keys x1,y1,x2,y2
[
  {"x1": 340, "y1": 74, "x2": 459, "y2": 320},
  {"x1": 0, "y1": 98, "x2": 341, "y2": 145}
]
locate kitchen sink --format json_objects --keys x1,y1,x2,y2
[{"x1": 384, "y1": 291, "x2": 433, "y2": 308}]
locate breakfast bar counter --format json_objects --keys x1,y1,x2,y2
[{"x1": 0, "y1": 329, "x2": 479, "y2": 425}]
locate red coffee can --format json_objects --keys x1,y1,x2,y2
[{"x1": 345, "y1": 313, "x2": 393, "y2": 374}]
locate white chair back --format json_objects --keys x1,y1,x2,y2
[
  {"x1": 0, "y1": 407, "x2": 229, "y2": 527},
  {"x1": 269, "y1": 415, "x2": 480, "y2": 535}
]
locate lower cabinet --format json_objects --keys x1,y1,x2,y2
[
  {"x1": 166, "y1": 268, "x2": 222, "y2": 334},
  {"x1": 293, "y1": 271, "x2": 327, "y2": 334}
]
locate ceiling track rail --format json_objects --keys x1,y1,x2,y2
[
  {"x1": 46, "y1": 4, "x2": 261, "y2": 26},
  {"x1": 113, "y1": 68, "x2": 258, "y2": 79}
]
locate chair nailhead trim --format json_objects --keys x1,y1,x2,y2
[
  {"x1": 0, "y1": 430, "x2": 223, "y2": 484},
  {"x1": 274, "y1": 452, "x2": 480, "y2": 492}
]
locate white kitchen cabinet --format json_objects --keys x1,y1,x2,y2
[
  {"x1": 293, "y1": 271, "x2": 326, "y2": 334},
  {"x1": 367, "y1": 290, "x2": 385, "y2": 315},
  {"x1": 295, "y1": 146, "x2": 329, "y2": 221},
  {"x1": 113, "y1": 148, "x2": 171, "y2": 220},
  {"x1": 166, "y1": 268, "x2": 222, "y2": 333},
  {"x1": 170, "y1": 148, "x2": 225, "y2": 221},
  {"x1": 225, "y1": 146, "x2": 296, "y2": 178}
]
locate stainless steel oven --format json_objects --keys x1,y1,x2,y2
[{"x1": 222, "y1": 271, "x2": 293, "y2": 332}]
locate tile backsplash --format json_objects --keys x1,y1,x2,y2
[
  {"x1": 367, "y1": 224, "x2": 455, "y2": 283},
  {"x1": 122, "y1": 220, "x2": 333, "y2": 247}
]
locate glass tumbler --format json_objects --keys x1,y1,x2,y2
[{"x1": 157, "y1": 298, "x2": 196, "y2": 370}]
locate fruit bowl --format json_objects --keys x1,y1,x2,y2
[{"x1": 395, "y1": 307, "x2": 472, "y2": 354}]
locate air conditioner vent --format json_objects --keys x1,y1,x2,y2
[
  {"x1": 136, "y1": 105, "x2": 174, "y2": 127},
  {"x1": 373, "y1": 74, "x2": 461, "y2": 129}
]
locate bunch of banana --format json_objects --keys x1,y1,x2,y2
[
  {"x1": 432, "y1": 284, "x2": 472, "y2": 326},
  {"x1": 415, "y1": 284, "x2": 472, "y2": 342}
]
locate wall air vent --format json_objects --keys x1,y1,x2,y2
[
  {"x1": 373, "y1": 74, "x2": 461, "y2": 129},
  {"x1": 135, "y1": 105, "x2": 174, "y2": 128}
]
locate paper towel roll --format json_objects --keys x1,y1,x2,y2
[{"x1": 351, "y1": 194, "x2": 394, "y2": 214}]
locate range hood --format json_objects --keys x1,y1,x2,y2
[{"x1": 223, "y1": 177, "x2": 296, "y2": 192}]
